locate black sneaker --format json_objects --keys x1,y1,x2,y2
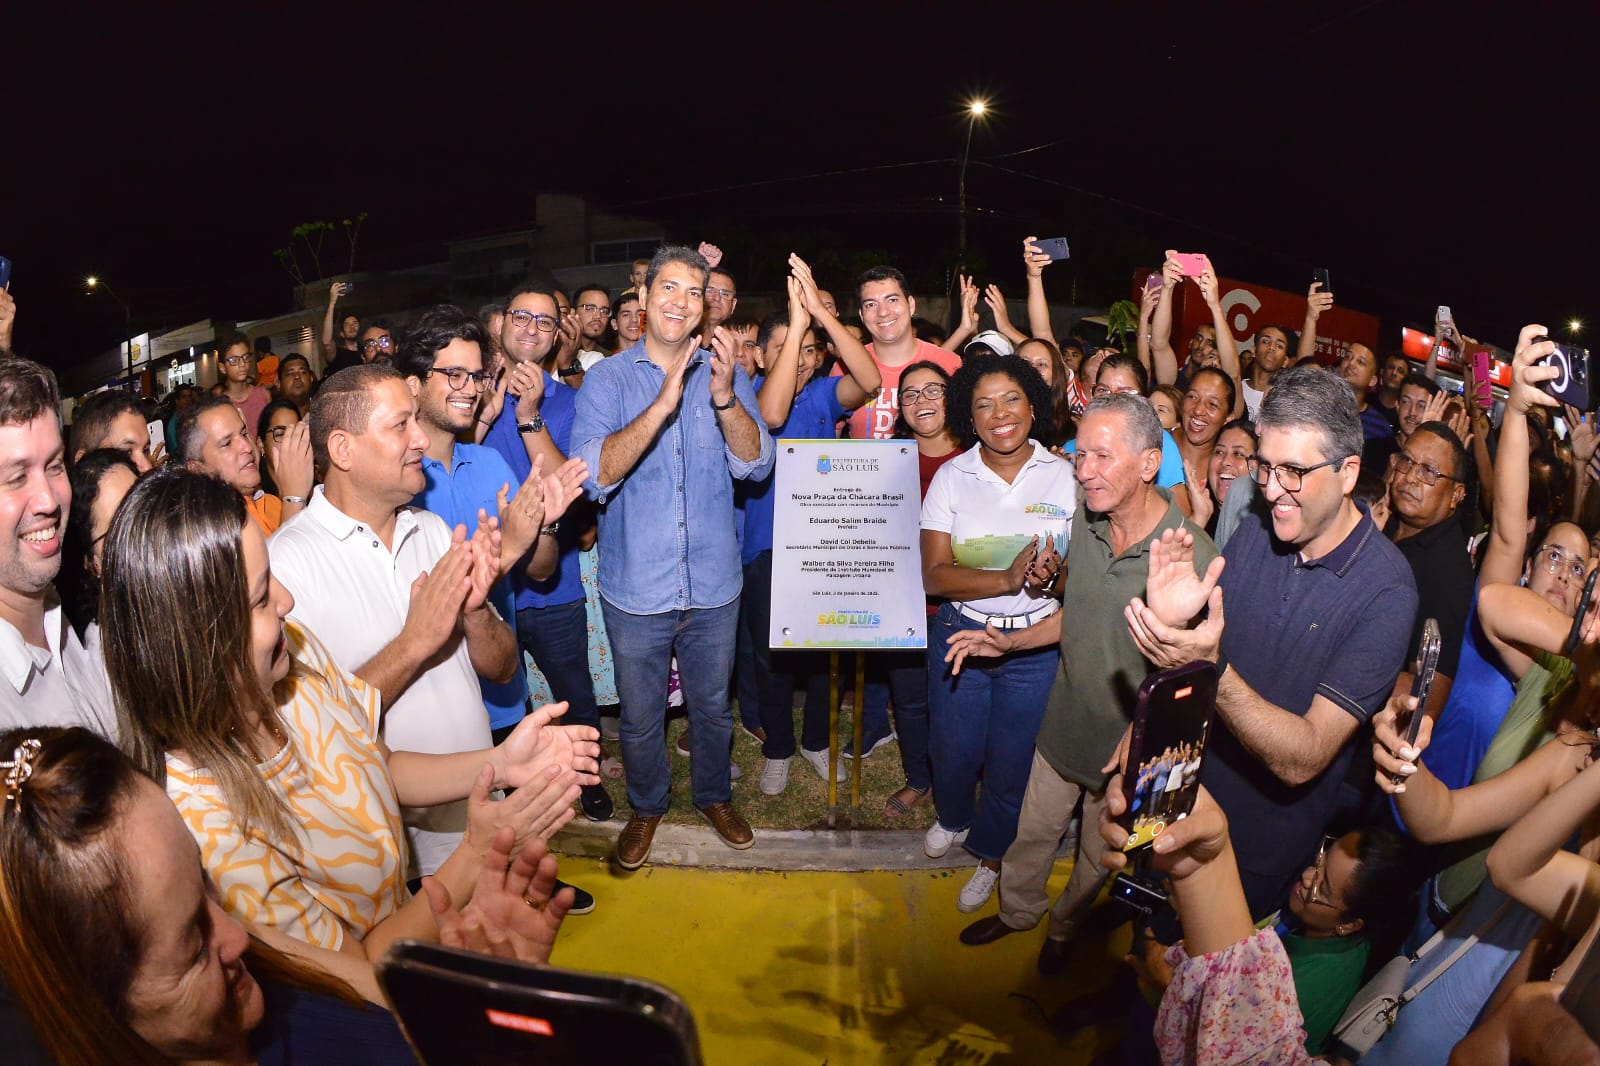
[
  {"x1": 580, "y1": 782, "x2": 615, "y2": 822},
  {"x1": 557, "y1": 879, "x2": 596, "y2": 916}
]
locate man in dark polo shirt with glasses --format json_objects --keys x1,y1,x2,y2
[{"x1": 1127, "y1": 366, "x2": 1417, "y2": 918}]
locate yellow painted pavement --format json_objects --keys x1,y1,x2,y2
[{"x1": 548, "y1": 856, "x2": 1129, "y2": 1065}]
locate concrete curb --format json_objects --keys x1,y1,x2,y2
[{"x1": 551, "y1": 818, "x2": 972, "y2": 873}]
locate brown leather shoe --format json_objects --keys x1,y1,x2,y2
[
  {"x1": 697, "y1": 802, "x2": 754, "y2": 849},
  {"x1": 615, "y1": 815, "x2": 662, "y2": 870}
]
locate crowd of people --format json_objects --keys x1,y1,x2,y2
[{"x1": 1, "y1": 233, "x2": 1599, "y2": 1064}]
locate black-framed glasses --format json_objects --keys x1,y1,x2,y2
[
  {"x1": 1535, "y1": 543, "x2": 1587, "y2": 582},
  {"x1": 900, "y1": 384, "x2": 946, "y2": 403},
  {"x1": 507, "y1": 310, "x2": 556, "y2": 333},
  {"x1": 1247, "y1": 454, "x2": 1350, "y2": 493},
  {"x1": 577, "y1": 303, "x2": 611, "y2": 316},
  {"x1": 1391, "y1": 452, "x2": 1459, "y2": 487},
  {"x1": 362, "y1": 335, "x2": 394, "y2": 351},
  {"x1": 426, "y1": 367, "x2": 492, "y2": 391}
]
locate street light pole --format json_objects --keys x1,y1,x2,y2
[
  {"x1": 957, "y1": 99, "x2": 987, "y2": 270},
  {"x1": 85, "y1": 276, "x2": 135, "y2": 391}
]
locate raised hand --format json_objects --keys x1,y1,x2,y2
[
  {"x1": 789, "y1": 254, "x2": 827, "y2": 321},
  {"x1": 1371, "y1": 690, "x2": 1430, "y2": 794},
  {"x1": 554, "y1": 312, "x2": 582, "y2": 366},
  {"x1": 540, "y1": 457, "x2": 588, "y2": 526},
  {"x1": 465, "y1": 514, "x2": 503, "y2": 612},
  {"x1": 1196, "y1": 265, "x2": 1222, "y2": 309},
  {"x1": 505, "y1": 358, "x2": 545, "y2": 409},
  {"x1": 1143, "y1": 528, "x2": 1225, "y2": 626},
  {"x1": 1100, "y1": 780, "x2": 1233, "y2": 883},
  {"x1": 1568, "y1": 404, "x2": 1600, "y2": 465},
  {"x1": 1022, "y1": 236, "x2": 1051, "y2": 277},
  {"x1": 276, "y1": 420, "x2": 315, "y2": 501},
  {"x1": 1509, "y1": 324, "x2": 1562, "y2": 416},
  {"x1": 1185, "y1": 461, "x2": 1215, "y2": 530},
  {"x1": 1126, "y1": 584, "x2": 1226, "y2": 670},
  {"x1": 1004, "y1": 535, "x2": 1040, "y2": 594},
  {"x1": 1306, "y1": 281, "x2": 1334, "y2": 323},
  {"x1": 698, "y1": 242, "x2": 724, "y2": 269},
  {"x1": 984, "y1": 284, "x2": 1017, "y2": 334},
  {"x1": 402, "y1": 533, "x2": 472, "y2": 657},
  {"x1": 708, "y1": 329, "x2": 737, "y2": 404},
  {"x1": 652, "y1": 337, "x2": 700, "y2": 414},
  {"x1": 496, "y1": 455, "x2": 547, "y2": 563},
  {"x1": 1161, "y1": 250, "x2": 1184, "y2": 290},
  {"x1": 958, "y1": 274, "x2": 979, "y2": 330},
  {"x1": 423, "y1": 824, "x2": 574, "y2": 965},
  {"x1": 1025, "y1": 533, "x2": 1062, "y2": 590}
]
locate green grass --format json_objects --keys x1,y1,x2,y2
[{"x1": 605, "y1": 704, "x2": 935, "y2": 832}]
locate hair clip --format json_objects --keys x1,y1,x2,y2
[{"x1": 1, "y1": 739, "x2": 42, "y2": 806}]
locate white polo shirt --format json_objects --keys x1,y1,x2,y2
[
  {"x1": 921, "y1": 441, "x2": 1076, "y2": 617},
  {"x1": 269, "y1": 487, "x2": 494, "y2": 876},
  {"x1": 0, "y1": 599, "x2": 117, "y2": 739}
]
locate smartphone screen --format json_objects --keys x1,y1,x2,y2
[{"x1": 1119, "y1": 662, "x2": 1218, "y2": 852}]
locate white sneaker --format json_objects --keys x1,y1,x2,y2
[
  {"x1": 760, "y1": 757, "x2": 791, "y2": 796},
  {"x1": 958, "y1": 864, "x2": 1001, "y2": 912},
  {"x1": 923, "y1": 822, "x2": 969, "y2": 859},
  {"x1": 729, "y1": 761, "x2": 742, "y2": 782},
  {"x1": 799, "y1": 747, "x2": 847, "y2": 783}
]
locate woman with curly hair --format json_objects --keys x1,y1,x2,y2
[{"x1": 920, "y1": 353, "x2": 1075, "y2": 912}]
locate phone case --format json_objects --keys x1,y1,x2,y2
[
  {"x1": 1037, "y1": 237, "x2": 1071, "y2": 262},
  {"x1": 379, "y1": 941, "x2": 702, "y2": 1066},
  {"x1": 1119, "y1": 661, "x2": 1218, "y2": 852},
  {"x1": 1173, "y1": 253, "x2": 1208, "y2": 277}
]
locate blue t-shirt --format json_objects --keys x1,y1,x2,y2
[
  {"x1": 481, "y1": 374, "x2": 584, "y2": 610},
  {"x1": 412, "y1": 443, "x2": 530, "y2": 731},
  {"x1": 253, "y1": 980, "x2": 414, "y2": 1065},
  {"x1": 1412, "y1": 592, "x2": 1517, "y2": 792},
  {"x1": 740, "y1": 376, "x2": 847, "y2": 565},
  {"x1": 1062, "y1": 429, "x2": 1186, "y2": 489}
]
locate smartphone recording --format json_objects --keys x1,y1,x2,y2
[{"x1": 1118, "y1": 662, "x2": 1218, "y2": 854}]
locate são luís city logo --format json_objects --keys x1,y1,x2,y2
[{"x1": 816, "y1": 454, "x2": 880, "y2": 475}]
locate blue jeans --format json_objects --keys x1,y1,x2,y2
[
  {"x1": 516, "y1": 599, "x2": 599, "y2": 731},
  {"x1": 799, "y1": 653, "x2": 930, "y2": 790},
  {"x1": 602, "y1": 599, "x2": 738, "y2": 817},
  {"x1": 736, "y1": 551, "x2": 820, "y2": 752},
  {"x1": 926, "y1": 602, "x2": 1057, "y2": 861}
]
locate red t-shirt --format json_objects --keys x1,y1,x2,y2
[{"x1": 840, "y1": 340, "x2": 963, "y2": 441}]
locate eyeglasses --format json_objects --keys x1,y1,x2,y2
[
  {"x1": 362, "y1": 336, "x2": 394, "y2": 351},
  {"x1": 705, "y1": 287, "x2": 736, "y2": 301},
  {"x1": 507, "y1": 310, "x2": 556, "y2": 333},
  {"x1": 577, "y1": 303, "x2": 611, "y2": 316},
  {"x1": 1247, "y1": 454, "x2": 1350, "y2": 493},
  {"x1": 900, "y1": 384, "x2": 946, "y2": 403},
  {"x1": 1535, "y1": 544, "x2": 1587, "y2": 582},
  {"x1": 1391, "y1": 452, "x2": 1459, "y2": 487},
  {"x1": 426, "y1": 367, "x2": 492, "y2": 391},
  {"x1": 222, "y1": 355, "x2": 251, "y2": 367},
  {"x1": 1306, "y1": 835, "x2": 1341, "y2": 909}
]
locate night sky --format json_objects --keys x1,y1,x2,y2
[{"x1": 11, "y1": 1, "x2": 1599, "y2": 379}]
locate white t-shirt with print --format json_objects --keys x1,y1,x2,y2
[{"x1": 921, "y1": 441, "x2": 1076, "y2": 617}]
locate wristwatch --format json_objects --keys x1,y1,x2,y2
[
  {"x1": 711, "y1": 395, "x2": 737, "y2": 411},
  {"x1": 556, "y1": 363, "x2": 584, "y2": 379},
  {"x1": 517, "y1": 413, "x2": 546, "y2": 435}
]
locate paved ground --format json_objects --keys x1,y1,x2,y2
[{"x1": 549, "y1": 853, "x2": 1129, "y2": 1065}]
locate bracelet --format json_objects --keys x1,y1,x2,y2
[
  {"x1": 539, "y1": 522, "x2": 560, "y2": 537},
  {"x1": 281, "y1": 495, "x2": 307, "y2": 505}
]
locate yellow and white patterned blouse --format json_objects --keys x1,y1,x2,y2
[{"x1": 166, "y1": 621, "x2": 409, "y2": 951}]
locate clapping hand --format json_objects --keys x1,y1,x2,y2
[
  {"x1": 1142, "y1": 528, "x2": 1225, "y2": 626},
  {"x1": 423, "y1": 825, "x2": 575, "y2": 965}
]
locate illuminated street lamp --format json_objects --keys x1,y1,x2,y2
[
  {"x1": 1570, "y1": 317, "x2": 1583, "y2": 337},
  {"x1": 85, "y1": 275, "x2": 135, "y2": 390},
  {"x1": 957, "y1": 97, "x2": 990, "y2": 268}
]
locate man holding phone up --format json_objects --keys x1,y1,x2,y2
[
  {"x1": 946, "y1": 393, "x2": 1218, "y2": 972},
  {"x1": 1125, "y1": 367, "x2": 1415, "y2": 918}
]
